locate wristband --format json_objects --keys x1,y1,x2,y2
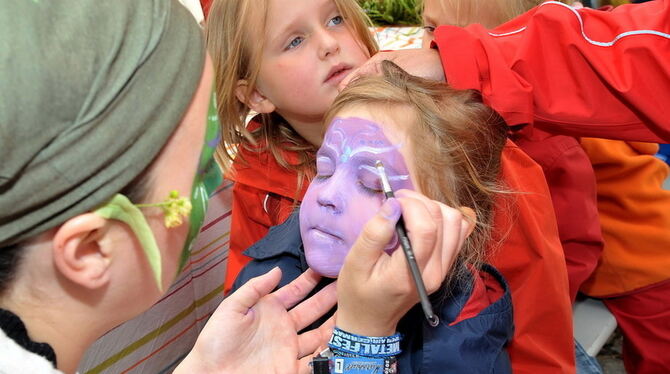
[
  {"x1": 328, "y1": 327, "x2": 402, "y2": 358},
  {"x1": 332, "y1": 356, "x2": 397, "y2": 374},
  {"x1": 310, "y1": 348, "x2": 398, "y2": 374}
]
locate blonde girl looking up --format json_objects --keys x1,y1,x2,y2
[{"x1": 205, "y1": 0, "x2": 378, "y2": 293}]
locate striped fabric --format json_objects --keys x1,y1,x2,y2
[{"x1": 78, "y1": 27, "x2": 424, "y2": 374}]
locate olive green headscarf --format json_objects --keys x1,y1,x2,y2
[{"x1": 0, "y1": 0, "x2": 206, "y2": 246}]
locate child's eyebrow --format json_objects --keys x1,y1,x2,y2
[
  {"x1": 270, "y1": 17, "x2": 303, "y2": 47},
  {"x1": 422, "y1": 14, "x2": 438, "y2": 26},
  {"x1": 358, "y1": 162, "x2": 409, "y2": 182}
]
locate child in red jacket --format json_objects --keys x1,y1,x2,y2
[{"x1": 205, "y1": 0, "x2": 378, "y2": 293}]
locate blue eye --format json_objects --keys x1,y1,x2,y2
[
  {"x1": 287, "y1": 36, "x2": 304, "y2": 50},
  {"x1": 327, "y1": 15, "x2": 343, "y2": 27}
]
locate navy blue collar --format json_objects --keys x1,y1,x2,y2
[{"x1": 243, "y1": 210, "x2": 304, "y2": 260}]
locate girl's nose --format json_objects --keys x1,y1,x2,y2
[
  {"x1": 317, "y1": 29, "x2": 340, "y2": 59},
  {"x1": 316, "y1": 182, "x2": 344, "y2": 214}
]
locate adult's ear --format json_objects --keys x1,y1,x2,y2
[
  {"x1": 459, "y1": 207, "x2": 477, "y2": 238},
  {"x1": 52, "y1": 213, "x2": 113, "y2": 290},
  {"x1": 235, "y1": 79, "x2": 276, "y2": 114}
]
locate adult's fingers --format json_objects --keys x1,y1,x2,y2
[
  {"x1": 338, "y1": 53, "x2": 389, "y2": 90},
  {"x1": 343, "y1": 198, "x2": 402, "y2": 274},
  {"x1": 224, "y1": 267, "x2": 283, "y2": 315},
  {"x1": 389, "y1": 193, "x2": 438, "y2": 271},
  {"x1": 437, "y1": 202, "x2": 468, "y2": 274},
  {"x1": 273, "y1": 268, "x2": 323, "y2": 310},
  {"x1": 296, "y1": 315, "x2": 335, "y2": 358},
  {"x1": 289, "y1": 282, "x2": 337, "y2": 331},
  {"x1": 395, "y1": 190, "x2": 444, "y2": 271}
]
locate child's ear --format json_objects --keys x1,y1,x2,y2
[
  {"x1": 459, "y1": 207, "x2": 477, "y2": 238},
  {"x1": 52, "y1": 213, "x2": 113, "y2": 290},
  {"x1": 235, "y1": 79, "x2": 276, "y2": 114}
]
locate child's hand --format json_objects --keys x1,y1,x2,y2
[
  {"x1": 175, "y1": 268, "x2": 336, "y2": 374},
  {"x1": 335, "y1": 190, "x2": 470, "y2": 336},
  {"x1": 339, "y1": 49, "x2": 446, "y2": 91}
]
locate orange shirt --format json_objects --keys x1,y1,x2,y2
[
  {"x1": 226, "y1": 137, "x2": 575, "y2": 373},
  {"x1": 580, "y1": 139, "x2": 670, "y2": 297}
]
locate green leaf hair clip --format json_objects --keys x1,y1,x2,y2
[
  {"x1": 137, "y1": 190, "x2": 193, "y2": 228},
  {"x1": 93, "y1": 190, "x2": 192, "y2": 292}
]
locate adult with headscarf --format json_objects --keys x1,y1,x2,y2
[{"x1": 0, "y1": 0, "x2": 468, "y2": 372}]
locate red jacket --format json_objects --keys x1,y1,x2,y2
[
  {"x1": 434, "y1": 0, "x2": 670, "y2": 143},
  {"x1": 433, "y1": 4, "x2": 670, "y2": 371},
  {"x1": 511, "y1": 128, "x2": 602, "y2": 302},
  {"x1": 224, "y1": 120, "x2": 309, "y2": 294},
  {"x1": 200, "y1": 0, "x2": 212, "y2": 18},
  {"x1": 490, "y1": 140, "x2": 574, "y2": 374}
]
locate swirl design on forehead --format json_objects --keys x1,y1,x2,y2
[{"x1": 323, "y1": 117, "x2": 405, "y2": 164}]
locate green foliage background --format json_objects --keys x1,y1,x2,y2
[{"x1": 358, "y1": 0, "x2": 422, "y2": 26}]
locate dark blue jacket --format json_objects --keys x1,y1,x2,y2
[{"x1": 232, "y1": 212, "x2": 514, "y2": 373}]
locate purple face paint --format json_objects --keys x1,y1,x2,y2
[{"x1": 299, "y1": 116, "x2": 414, "y2": 278}]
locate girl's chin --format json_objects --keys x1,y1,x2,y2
[{"x1": 306, "y1": 257, "x2": 343, "y2": 278}]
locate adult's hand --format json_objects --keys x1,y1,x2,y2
[
  {"x1": 336, "y1": 190, "x2": 471, "y2": 336},
  {"x1": 175, "y1": 268, "x2": 336, "y2": 374},
  {"x1": 339, "y1": 48, "x2": 446, "y2": 91}
]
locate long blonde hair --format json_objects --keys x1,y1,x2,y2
[
  {"x1": 422, "y1": 0, "x2": 568, "y2": 27},
  {"x1": 325, "y1": 61, "x2": 508, "y2": 283},
  {"x1": 205, "y1": 0, "x2": 378, "y2": 191}
]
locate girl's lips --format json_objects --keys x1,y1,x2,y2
[
  {"x1": 307, "y1": 226, "x2": 344, "y2": 244},
  {"x1": 325, "y1": 66, "x2": 351, "y2": 85},
  {"x1": 311, "y1": 226, "x2": 341, "y2": 239}
]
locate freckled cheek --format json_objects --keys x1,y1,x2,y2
[{"x1": 274, "y1": 61, "x2": 319, "y2": 92}]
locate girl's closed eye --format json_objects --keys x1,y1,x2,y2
[
  {"x1": 315, "y1": 155, "x2": 335, "y2": 180},
  {"x1": 357, "y1": 167, "x2": 384, "y2": 195}
]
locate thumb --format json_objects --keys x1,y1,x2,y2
[
  {"x1": 345, "y1": 198, "x2": 401, "y2": 272},
  {"x1": 225, "y1": 267, "x2": 282, "y2": 315}
]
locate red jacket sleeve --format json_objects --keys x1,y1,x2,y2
[
  {"x1": 434, "y1": 0, "x2": 670, "y2": 143},
  {"x1": 491, "y1": 141, "x2": 575, "y2": 374},
  {"x1": 224, "y1": 182, "x2": 272, "y2": 295},
  {"x1": 513, "y1": 131, "x2": 603, "y2": 302}
]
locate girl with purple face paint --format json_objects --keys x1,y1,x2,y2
[
  {"x1": 232, "y1": 62, "x2": 514, "y2": 373},
  {"x1": 300, "y1": 117, "x2": 414, "y2": 277}
]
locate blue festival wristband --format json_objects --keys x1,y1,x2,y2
[
  {"x1": 331, "y1": 356, "x2": 397, "y2": 374},
  {"x1": 328, "y1": 327, "x2": 402, "y2": 358},
  {"x1": 311, "y1": 348, "x2": 398, "y2": 374}
]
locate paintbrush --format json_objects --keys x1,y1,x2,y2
[{"x1": 375, "y1": 160, "x2": 439, "y2": 327}]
